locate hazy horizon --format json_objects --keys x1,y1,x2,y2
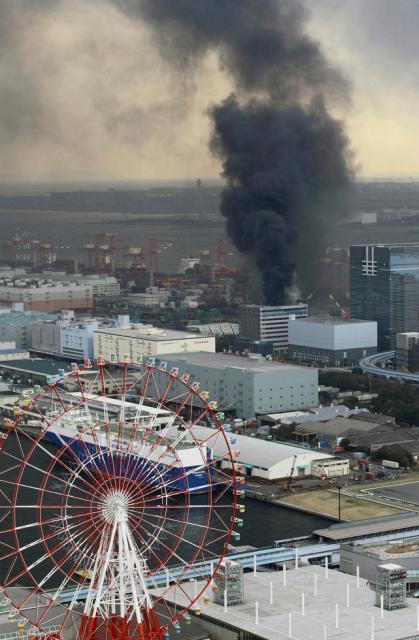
[{"x1": 0, "y1": 0, "x2": 417, "y2": 183}]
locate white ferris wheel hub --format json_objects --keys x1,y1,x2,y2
[{"x1": 100, "y1": 490, "x2": 131, "y2": 523}]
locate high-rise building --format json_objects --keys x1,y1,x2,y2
[
  {"x1": 350, "y1": 244, "x2": 419, "y2": 350},
  {"x1": 396, "y1": 332, "x2": 419, "y2": 372},
  {"x1": 238, "y1": 304, "x2": 308, "y2": 353}
]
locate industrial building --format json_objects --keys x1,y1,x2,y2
[
  {"x1": 294, "y1": 414, "x2": 404, "y2": 449},
  {"x1": 314, "y1": 512, "x2": 419, "y2": 543},
  {"x1": 288, "y1": 317, "x2": 377, "y2": 366},
  {"x1": 32, "y1": 312, "x2": 102, "y2": 360},
  {"x1": 179, "y1": 425, "x2": 348, "y2": 479},
  {"x1": 259, "y1": 405, "x2": 368, "y2": 428},
  {"x1": 0, "y1": 307, "x2": 56, "y2": 349},
  {"x1": 31, "y1": 312, "x2": 132, "y2": 360},
  {"x1": 93, "y1": 326, "x2": 215, "y2": 360},
  {"x1": 0, "y1": 341, "x2": 29, "y2": 361},
  {"x1": 0, "y1": 342, "x2": 29, "y2": 362},
  {"x1": 159, "y1": 352, "x2": 318, "y2": 416},
  {"x1": 29, "y1": 272, "x2": 120, "y2": 297},
  {"x1": 154, "y1": 565, "x2": 419, "y2": 640},
  {"x1": 0, "y1": 358, "x2": 72, "y2": 385},
  {"x1": 186, "y1": 322, "x2": 239, "y2": 337},
  {"x1": 238, "y1": 303, "x2": 308, "y2": 354},
  {"x1": 396, "y1": 332, "x2": 419, "y2": 372},
  {"x1": 0, "y1": 276, "x2": 93, "y2": 312},
  {"x1": 341, "y1": 537, "x2": 419, "y2": 591},
  {"x1": 350, "y1": 243, "x2": 419, "y2": 350}
]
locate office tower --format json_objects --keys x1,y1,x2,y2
[
  {"x1": 239, "y1": 303, "x2": 308, "y2": 353},
  {"x1": 350, "y1": 244, "x2": 419, "y2": 350}
]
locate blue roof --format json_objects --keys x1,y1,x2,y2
[{"x1": 0, "y1": 348, "x2": 28, "y2": 355}]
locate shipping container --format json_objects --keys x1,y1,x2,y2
[{"x1": 382, "y1": 459, "x2": 400, "y2": 469}]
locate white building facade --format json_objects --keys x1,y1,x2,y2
[
  {"x1": 93, "y1": 327, "x2": 215, "y2": 360},
  {"x1": 158, "y1": 352, "x2": 318, "y2": 417},
  {"x1": 288, "y1": 317, "x2": 377, "y2": 366}
]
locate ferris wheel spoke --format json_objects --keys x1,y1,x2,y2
[
  {"x1": 139, "y1": 462, "x2": 214, "y2": 501},
  {"x1": 129, "y1": 510, "x2": 219, "y2": 580},
  {"x1": 140, "y1": 451, "x2": 235, "y2": 501},
  {"x1": 2, "y1": 477, "x2": 96, "y2": 507},
  {"x1": 129, "y1": 510, "x2": 221, "y2": 561},
  {"x1": 11, "y1": 428, "x2": 102, "y2": 498},
  {"x1": 123, "y1": 365, "x2": 148, "y2": 396},
  {"x1": 15, "y1": 517, "x2": 102, "y2": 597},
  {"x1": 73, "y1": 371, "x2": 87, "y2": 402},
  {"x1": 139, "y1": 509, "x2": 230, "y2": 537},
  {"x1": 51, "y1": 431, "x2": 110, "y2": 493},
  {"x1": 0, "y1": 510, "x2": 86, "y2": 565},
  {"x1": 0, "y1": 510, "x2": 91, "y2": 536}
]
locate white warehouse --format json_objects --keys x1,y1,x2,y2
[
  {"x1": 288, "y1": 317, "x2": 377, "y2": 366},
  {"x1": 189, "y1": 426, "x2": 349, "y2": 480},
  {"x1": 93, "y1": 326, "x2": 215, "y2": 359},
  {"x1": 159, "y1": 352, "x2": 318, "y2": 417}
]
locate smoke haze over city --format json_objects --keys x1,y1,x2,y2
[
  {"x1": 0, "y1": 0, "x2": 416, "y2": 300},
  {"x1": 0, "y1": 0, "x2": 417, "y2": 182}
]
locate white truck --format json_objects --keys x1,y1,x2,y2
[{"x1": 382, "y1": 459, "x2": 400, "y2": 469}]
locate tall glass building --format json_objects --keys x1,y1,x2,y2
[{"x1": 350, "y1": 244, "x2": 419, "y2": 350}]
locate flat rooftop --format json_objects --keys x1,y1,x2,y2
[
  {"x1": 315, "y1": 512, "x2": 419, "y2": 542},
  {"x1": 295, "y1": 316, "x2": 375, "y2": 326},
  {"x1": 167, "y1": 425, "x2": 332, "y2": 468},
  {"x1": 347, "y1": 537, "x2": 419, "y2": 561},
  {"x1": 154, "y1": 565, "x2": 419, "y2": 640},
  {"x1": 94, "y1": 327, "x2": 203, "y2": 341},
  {"x1": 352, "y1": 242, "x2": 419, "y2": 248},
  {"x1": 0, "y1": 358, "x2": 72, "y2": 377},
  {"x1": 163, "y1": 352, "x2": 312, "y2": 373}
]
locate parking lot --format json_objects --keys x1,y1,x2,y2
[{"x1": 369, "y1": 480, "x2": 419, "y2": 507}]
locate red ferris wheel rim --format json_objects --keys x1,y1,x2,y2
[{"x1": 0, "y1": 360, "x2": 238, "y2": 636}]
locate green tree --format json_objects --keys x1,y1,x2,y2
[{"x1": 371, "y1": 445, "x2": 414, "y2": 469}]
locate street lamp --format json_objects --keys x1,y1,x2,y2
[{"x1": 336, "y1": 478, "x2": 345, "y2": 521}]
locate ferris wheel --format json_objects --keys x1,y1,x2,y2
[{"x1": 0, "y1": 359, "x2": 241, "y2": 640}]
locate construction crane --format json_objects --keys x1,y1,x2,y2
[
  {"x1": 284, "y1": 455, "x2": 298, "y2": 492},
  {"x1": 328, "y1": 294, "x2": 350, "y2": 320}
]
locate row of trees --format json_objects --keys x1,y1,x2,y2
[{"x1": 319, "y1": 370, "x2": 419, "y2": 426}]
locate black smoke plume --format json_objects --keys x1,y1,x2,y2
[{"x1": 118, "y1": 0, "x2": 354, "y2": 303}]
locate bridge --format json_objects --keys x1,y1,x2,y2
[
  {"x1": 359, "y1": 350, "x2": 419, "y2": 383},
  {"x1": 57, "y1": 542, "x2": 340, "y2": 604}
]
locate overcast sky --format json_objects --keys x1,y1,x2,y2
[{"x1": 0, "y1": 0, "x2": 416, "y2": 182}]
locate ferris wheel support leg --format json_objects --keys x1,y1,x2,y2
[
  {"x1": 108, "y1": 613, "x2": 120, "y2": 640},
  {"x1": 77, "y1": 613, "x2": 98, "y2": 640},
  {"x1": 137, "y1": 607, "x2": 162, "y2": 640}
]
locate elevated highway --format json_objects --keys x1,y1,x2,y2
[
  {"x1": 57, "y1": 542, "x2": 340, "y2": 605},
  {"x1": 359, "y1": 350, "x2": 419, "y2": 383}
]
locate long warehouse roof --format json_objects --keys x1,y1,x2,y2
[
  {"x1": 314, "y1": 512, "x2": 419, "y2": 541},
  {"x1": 163, "y1": 352, "x2": 310, "y2": 374},
  {"x1": 182, "y1": 425, "x2": 332, "y2": 469}
]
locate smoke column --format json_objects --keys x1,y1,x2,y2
[{"x1": 119, "y1": 0, "x2": 353, "y2": 303}]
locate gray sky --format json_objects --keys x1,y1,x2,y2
[{"x1": 0, "y1": 0, "x2": 417, "y2": 181}]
